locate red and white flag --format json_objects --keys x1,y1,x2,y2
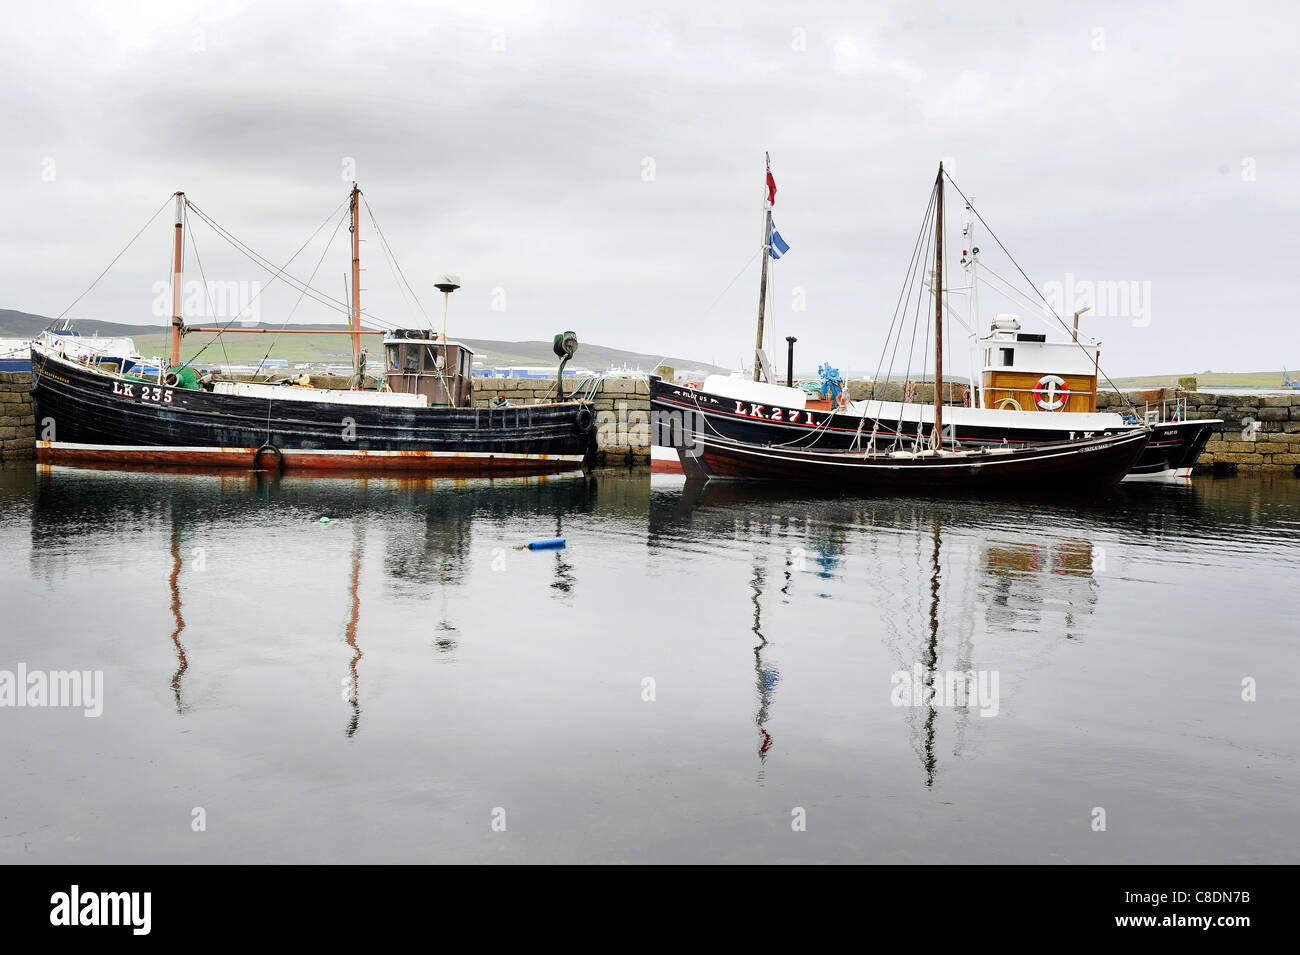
[{"x1": 765, "y1": 157, "x2": 777, "y2": 207}]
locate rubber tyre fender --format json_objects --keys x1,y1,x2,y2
[{"x1": 252, "y1": 443, "x2": 283, "y2": 472}]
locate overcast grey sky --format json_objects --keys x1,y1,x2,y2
[{"x1": 3, "y1": 0, "x2": 1295, "y2": 376}]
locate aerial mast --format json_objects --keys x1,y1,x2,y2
[
  {"x1": 169, "y1": 192, "x2": 185, "y2": 367},
  {"x1": 933, "y1": 163, "x2": 945, "y2": 450},
  {"x1": 349, "y1": 182, "x2": 362, "y2": 389},
  {"x1": 753, "y1": 152, "x2": 774, "y2": 382}
]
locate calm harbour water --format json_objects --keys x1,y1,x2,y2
[{"x1": 1, "y1": 463, "x2": 1297, "y2": 864}]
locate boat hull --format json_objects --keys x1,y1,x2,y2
[
  {"x1": 650, "y1": 377, "x2": 1217, "y2": 478},
  {"x1": 32, "y1": 348, "x2": 596, "y2": 474},
  {"x1": 681, "y1": 429, "x2": 1150, "y2": 491}
]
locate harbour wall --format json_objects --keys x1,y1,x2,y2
[
  {"x1": 1096, "y1": 387, "x2": 1300, "y2": 473},
  {"x1": 472, "y1": 376, "x2": 650, "y2": 466},
  {"x1": 0, "y1": 373, "x2": 36, "y2": 461}
]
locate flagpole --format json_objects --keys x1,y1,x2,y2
[{"x1": 754, "y1": 152, "x2": 772, "y2": 382}]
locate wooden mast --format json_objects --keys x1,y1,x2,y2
[
  {"x1": 933, "y1": 164, "x2": 944, "y2": 450},
  {"x1": 753, "y1": 152, "x2": 772, "y2": 382},
  {"x1": 349, "y1": 182, "x2": 362, "y2": 389},
  {"x1": 169, "y1": 192, "x2": 185, "y2": 367}
]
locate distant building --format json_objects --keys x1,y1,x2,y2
[{"x1": 473, "y1": 366, "x2": 595, "y2": 379}]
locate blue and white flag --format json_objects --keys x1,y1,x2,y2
[{"x1": 768, "y1": 220, "x2": 790, "y2": 259}]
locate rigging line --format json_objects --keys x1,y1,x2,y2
[
  {"x1": 52, "y1": 194, "x2": 173, "y2": 325},
  {"x1": 362, "y1": 196, "x2": 431, "y2": 327},
  {"x1": 941, "y1": 170, "x2": 1136, "y2": 410},
  {"x1": 975, "y1": 262, "x2": 1069, "y2": 323},
  {"x1": 946, "y1": 217, "x2": 957, "y2": 413},
  {"x1": 909, "y1": 204, "x2": 938, "y2": 388},
  {"x1": 876, "y1": 183, "x2": 939, "y2": 383},
  {"x1": 941, "y1": 171, "x2": 1073, "y2": 335},
  {"x1": 363, "y1": 206, "x2": 435, "y2": 395},
  {"x1": 182, "y1": 195, "x2": 358, "y2": 332},
  {"x1": 899, "y1": 194, "x2": 936, "y2": 408},
  {"x1": 873, "y1": 183, "x2": 938, "y2": 394},
  {"x1": 359, "y1": 197, "x2": 462, "y2": 397},
  {"x1": 184, "y1": 210, "x2": 232, "y2": 370},
  {"x1": 186, "y1": 199, "x2": 380, "y2": 327},
  {"x1": 370, "y1": 222, "x2": 417, "y2": 321},
  {"x1": 185, "y1": 199, "x2": 401, "y2": 330},
  {"x1": 703, "y1": 247, "x2": 763, "y2": 315},
  {"x1": 178, "y1": 200, "x2": 353, "y2": 371},
  {"x1": 360, "y1": 199, "x2": 416, "y2": 319},
  {"x1": 252, "y1": 205, "x2": 351, "y2": 380},
  {"x1": 900, "y1": 204, "x2": 937, "y2": 450}
]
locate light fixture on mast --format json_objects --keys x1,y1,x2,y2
[{"x1": 435, "y1": 274, "x2": 460, "y2": 344}]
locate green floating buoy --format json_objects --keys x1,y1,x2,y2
[{"x1": 319, "y1": 517, "x2": 331, "y2": 524}]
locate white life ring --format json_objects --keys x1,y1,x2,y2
[{"x1": 1032, "y1": 375, "x2": 1070, "y2": 411}]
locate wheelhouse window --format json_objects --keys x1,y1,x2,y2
[
  {"x1": 403, "y1": 345, "x2": 419, "y2": 372},
  {"x1": 424, "y1": 345, "x2": 448, "y2": 372},
  {"x1": 999, "y1": 347, "x2": 1014, "y2": 367}
]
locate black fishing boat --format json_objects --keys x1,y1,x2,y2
[
  {"x1": 650, "y1": 375, "x2": 1213, "y2": 478},
  {"x1": 651, "y1": 156, "x2": 1217, "y2": 479},
  {"x1": 32, "y1": 186, "x2": 596, "y2": 474},
  {"x1": 672, "y1": 164, "x2": 1152, "y2": 493}
]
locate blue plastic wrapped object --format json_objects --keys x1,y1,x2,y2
[
  {"x1": 817, "y1": 362, "x2": 844, "y2": 405},
  {"x1": 527, "y1": 538, "x2": 566, "y2": 550}
]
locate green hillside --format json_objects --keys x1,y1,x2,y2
[
  {"x1": 0, "y1": 308, "x2": 162, "y2": 339},
  {"x1": 1112, "y1": 371, "x2": 1295, "y2": 389},
  {"x1": 1, "y1": 309, "x2": 727, "y2": 375}
]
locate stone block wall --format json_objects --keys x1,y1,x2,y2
[
  {"x1": 0, "y1": 372, "x2": 35, "y2": 461},
  {"x1": 473, "y1": 376, "x2": 651, "y2": 466},
  {"x1": 1097, "y1": 388, "x2": 1300, "y2": 473}
]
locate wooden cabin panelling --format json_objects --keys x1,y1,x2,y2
[{"x1": 980, "y1": 370, "x2": 1098, "y2": 414}]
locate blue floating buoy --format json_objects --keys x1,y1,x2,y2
[{"x1": 527, "y1": 538, "x2": 566, "y2": 550}]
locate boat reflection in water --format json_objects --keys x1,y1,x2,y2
[
  {"x1": 8, "y1": 460, "x2": 1296, "y2": 862},
  {"x1": 650, "y1": 478, "x2": 1119, "y2": 786},
  {"x1": 28, "y1": 463, "x2": 609, "y2": 736}
]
